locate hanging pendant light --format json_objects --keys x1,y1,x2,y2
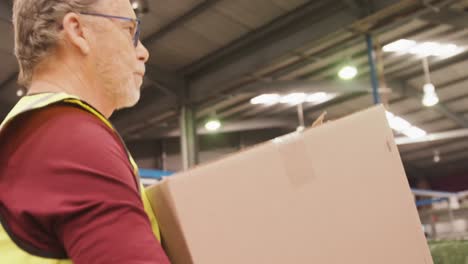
[
  {"x1": 422, "y1": 83, "x2": 439, "y2": 107},
  {"x1": 421, "y1": 57, "x2": 439, "y2": 107}
]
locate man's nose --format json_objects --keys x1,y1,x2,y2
[{"x1": 136, "y1": 40, "x2": 149, "y2": 63}]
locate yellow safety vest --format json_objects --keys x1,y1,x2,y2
[{"x1": 0, "y1": 92, "x2": 161, "y2": 264}]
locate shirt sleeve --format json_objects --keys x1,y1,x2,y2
[{"x1": 1, "y1": 105, "x2": 170, "y2": 264}]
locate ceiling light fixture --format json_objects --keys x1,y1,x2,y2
[
  {"x1": 279, "y1": 93, "x2": 307, "y2": 105},
  {"x1": 402, "y1": 126, "x2": 427, "y2": 139},
  {"x1": 205, "y1": 119, "x2": 222, "y2": 132},
  {"x1": 385, "y1": 111, "x2": 427, "y2": 139},
  {"x1": 250, "y1": 92, "x2": 336, "y2": 106},
  {"x1": 250, "y1": 94, "x2": 281, "y2": 105},
  {"x1": 338, "y1": 65, "x2": 358, "y2": 80},
  {"x1": 383, "y1": 39, "x2": 464, "y2": 58},
  {"x1": 388, "y1": 116, "x2": 412, "y2": 131},
  {"x1": 307, "y1": 92, "x2": 336, "y2": 104},
  {"x1": 409, "y1": 42, "x2": 463, "y2": 57},
  {"x1": 385, "y1": 111, "x2": 395, "y2": 120},
  {"x1": 382, "y1": 39, "x2": 416, "y2": 53},
  {"x1": 433, "y1": 150, "x2": 441, "y2": 163}
]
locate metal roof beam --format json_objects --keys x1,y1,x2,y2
[
  {"x1": 427, "y1": 156, "x2": 468, "y2": 171},
  {"x1": 185, "y1": 0, "x2": 425, "y2": 103},
  {"x1": 123, "y1": 0, "x2": 429, "y2": 137},
  {"x1": 144, "y1": 65, "x2": 183, "y2": 97},
  {"x1": 420, "y1": 8, "x2": 468, "y2": 29},
  {"x1": 184, "y1": 1, "x2": 340, "y2": 75},
  {"x1": 272, "y1": 0, "x2": 448, "y2": 81},
  {"x1": 391, "y1": 51, "x2": 468, "y2": 81},
  {"x1": 131, "y1": 118, "x2": 296, "y2": 140},
  {"x1": 186, "y1": 1, "x2": 356, "y2": 102},
  {"x1": 433, "y1": 104, "x2": 468, "y2": 128},
  {"x1": 225, "y1": 79, "x2": 375, "y2": 96},
  {"x1": 342, "y1": 0, "x2": 371, "y2": 17},
  {"x1": 400, "y1": 137, "x2": 461, "y2": 156},
  {"x1": 114, "y1": 94, "x2": 178, "y2": 134},
  {"x1": 198, "y1": 79, "x2": 372, "y2": 120},
  {"x1": 409, "y1": 144, "x2": 468, "y2": 164},
  {"x1": 142, "y1": 0, "x2": 223, "y2": 46},
  {"x1": 395, "y1": 128, "x2": 468, "y2": 145}
]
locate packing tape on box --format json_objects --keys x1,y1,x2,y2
[{"x1": 272, "y1": 132, "x2": 315, "y2": 188}]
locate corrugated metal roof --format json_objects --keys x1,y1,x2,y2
[
  {"x1": 140, "y1": 0, "x2": 205, "y2": 39},
  {"x1": 161, "y1": 2, "x2": 468, "y2": 179},
  {"x1": 126, "y1": 1, "x2": 468, "y2": 180},
  {"x1": 159, "y1": 0, "x2": 467, "y2": 179},
  {"x1": 0, "y1": 0, "x2": 467, "y2": 180},
  {"x1": 214, "y1": 0, "x2": 285, "y2": 29},
  {"x1": 147, "y1": 0, "x2": 311, "y2": 69}
]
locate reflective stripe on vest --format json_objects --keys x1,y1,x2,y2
[{"x1": 0, "y1": 93, "x2": 161, "y2": 263}]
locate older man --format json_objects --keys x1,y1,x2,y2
[{"x1": 0, "y1": 0, "x2": 170, "y2": 263}]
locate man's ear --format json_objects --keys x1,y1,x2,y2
[{"x1": 62, "y1": 13, "x2": 90, "y2": 55}]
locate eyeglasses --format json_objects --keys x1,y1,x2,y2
[{"x1": 80, "y1": 12, "x2": 141, "y2": 47}]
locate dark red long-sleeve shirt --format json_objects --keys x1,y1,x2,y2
[{"x1": 0, "y1": 104, "x2": 170, "y2": 263}]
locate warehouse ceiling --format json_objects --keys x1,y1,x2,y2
[{"x1": 1, "y1": 0, "x2": 468, "y2": 181}]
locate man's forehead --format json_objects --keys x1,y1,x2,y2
[{"x1": 95, "y1": 0, "x2": 136, "y2": 18}]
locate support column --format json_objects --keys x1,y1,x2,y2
[
  {"x1": 366, "y1": 34, "x2": 381, "y2": 105},
  {"x1": 179, "y1": 104, "x2": 198, "y2": 170}
]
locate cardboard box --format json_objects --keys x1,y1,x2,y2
[{"x1": 147, "y1": 106, "x2": 433, "y2": 264}]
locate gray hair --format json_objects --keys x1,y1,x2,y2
[{"x1": 12, "y1": 0, "x2": 98, "y2": 87}]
